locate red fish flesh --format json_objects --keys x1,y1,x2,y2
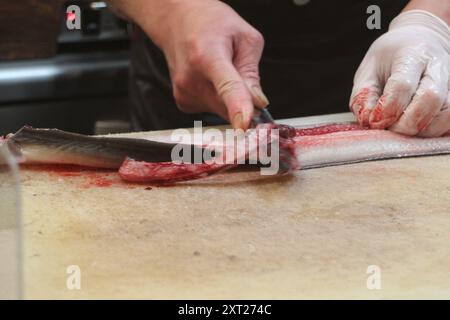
[{"x1": 119, "y1": 123, "x2": 450, "y2": 183}]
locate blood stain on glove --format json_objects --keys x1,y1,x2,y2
[
  {"x1": 369, "y1": 95, "x2": 403, "y2": 129},
  {"x1": 350, "y1": 88, "x2": 375, "y2": 127}
]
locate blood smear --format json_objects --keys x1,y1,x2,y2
[
  {"x1": 21, "y1": 164, "x2": 124, "y2": 189},
  {"x1": 295, "y1": 123, "x2": 364, "y2": 136}
]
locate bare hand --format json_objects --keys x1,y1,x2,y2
[{"x1": 148, "y1": 0, "x2": 268, "y2": 129}]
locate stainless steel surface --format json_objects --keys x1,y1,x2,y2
[
  {"x1": 0, "y1": 51, "x2": 129, "y2": 104},
  {"x1": 0, "y1": 49, "x2": 131, "y2": 135}
]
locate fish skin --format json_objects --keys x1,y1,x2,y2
[
  {"x1": 293, "y1": 124, "x2": 450, "y2": 169},
  {"x1": 6, "y1": 126, "x2": 207, "y2": 168}
]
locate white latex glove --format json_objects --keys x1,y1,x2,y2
[{"x1": 350, "y1": 10, "x2": 450, "y2": 137}]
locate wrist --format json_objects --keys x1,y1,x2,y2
[
  {"x1": 389, "y1": 10, "x2": 450, "y2": 52},
  {"x1": 137, "y1": 0, "x2": 216, "y2": 50},
  {"x1": 132, "y1": 0, "x2": 175, "y2": 49}
]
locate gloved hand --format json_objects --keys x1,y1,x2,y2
[{"x1": 350, "y1": 10, "x2": 450, "y2": 137}]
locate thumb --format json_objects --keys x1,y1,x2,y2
[{"x1": 206, "y1": 60, "x2": 254, "y2": 130}]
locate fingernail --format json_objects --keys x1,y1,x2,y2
[
  {"x1": 251, "y1": 85, "x2": 269, "y2": 108},
  {"x1": 232, "y1": 112, "x2": 244, "y2": 130}
]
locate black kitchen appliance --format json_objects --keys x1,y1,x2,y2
[{"x1": 0, "y1": 1, "x2": 131, "y2": 135}]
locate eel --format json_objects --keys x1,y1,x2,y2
[
  {"x1": 2, "y1": 126, "x2": 207, "y2": 168},
  {"x1": 2, "y1": 124, "x2": 450, "y2": 184}
]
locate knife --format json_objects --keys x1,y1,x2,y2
[
  {"x1": 250, "y1": 107, "x2": 297, "y2": 173},
  {"x1": 251, "y1": 107, "x2": 275, "y2": 126}
]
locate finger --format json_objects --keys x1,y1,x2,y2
[
  {"x1": 349, "y1": 62, "x2": 381, "y2": 126},
  {"x1": 205, "y1": 60, "x2": 254, "y2": 130},
  {"x1": 233, "y1": 30, "x2": 268, "y2": 109},
  {"x1": 174, "y1": 80, "x2": 229, "y2": 120},
  {"x1": 419, "y1": 107, "x2": 450, "y2": 137},
  {"x1": 201, "y1": 82, "x2": 230, "y2": 120},
  {"x1": 390, "y1": 60, "x2": 448, "y2": 136},
  {"x1": 419, "y1": 93, "x2": 450, "y2": 137},
  {"x1": 369, "y1": 50, "x2": 426, "y2": 129},
  {"x1": 173, "y1": 72, "x2": 209, "y2": 114}
]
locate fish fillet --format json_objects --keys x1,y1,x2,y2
[
  {"x1": 293, "y1": 124, "x2": 450, "y2": 169},
  {"x1": 119, "y1": 123, "x2": 450, "y2": 183},
  {"x1": 119, "y1": 123, "x2": 299, "y2": 183}
]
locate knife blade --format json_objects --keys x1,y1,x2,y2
[
  {"x1": 250, "y1": 107, "x2": 297, "y2": 173},
  {"x1": 251, "y1": 107, "x2": 275, "y2": 126}
]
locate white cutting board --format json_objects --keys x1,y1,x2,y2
[{"x1": 20, "y1": 113, "x2": 450, "y2": 299}]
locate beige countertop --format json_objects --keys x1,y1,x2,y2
[{"x1": 16, "y1": 113, "x2": 450, "y2": 299}]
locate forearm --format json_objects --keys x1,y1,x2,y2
[
  {"x1": 106, "y1": 0, "x2": 200, "y2": 47},
  {"x1": 403, "y1": 0, "x2": 450, "y2": 24}
]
